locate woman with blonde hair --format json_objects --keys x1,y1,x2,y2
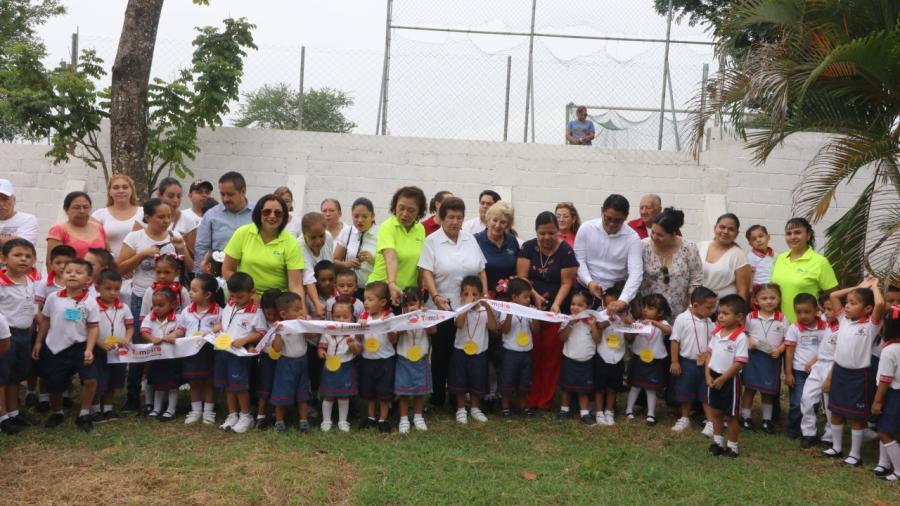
[
  {"x1": 91, "y1": 175, "x2": 143, "y2": 260},
  {"x1": 555, "y1": 202, "x2": 581, "y2": 246}
]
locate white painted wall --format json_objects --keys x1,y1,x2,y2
[{"x1": 1, "y1": 127, "x2": 866, "y2": 263}]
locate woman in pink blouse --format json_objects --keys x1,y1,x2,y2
[
  {"x1": 46, "y1": 191, "x2": 108, "y2": 264},
  {"x1": 555, "y1": 202, "x2": 581, "y2": 246}
]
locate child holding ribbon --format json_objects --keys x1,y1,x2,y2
[
  {"x1": 394, "y1": 289, "x2": 437, "y2": 434},
  {"x1": 625, "y1": 293, "x2": 672, "y2": 426},
  {"x1": 318, "y1": 296, "x2": 361, "y2": 433},
  {"x1": 358, "y1": 281, "x2": 398, "y2": 433},
  {"x1": 498, "y1": 278, "x2": 541, "y2": 418},
  {"x1": 270, "y1": 292, "x2": 314, "y2": 433}
]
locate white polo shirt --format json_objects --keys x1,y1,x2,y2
[
  {"x1": 817, "y1": 320, "x2": 839, "y2": 362},
  {"x1": 877, "y1": 341, "x2": 900, "y2": 390},
  {"x1": 319, "y1": 334, "x2": 357, "y2": 364},
  {"x1": 0, "y1": 268, "x2": 40, "y2": 329},
  {"x1": 0, "y1": 314, "x2": 10, "y2": 341},
  {"x1": 41, "y1": 289, "x2": 100, "y2": 354},
  {"x1": 417, "y1": 228, "x2": 487, "y2": 310},
  {"x1": 563, "y1": 320, "x2": 596, "y2": 362},
  {"x1": 34, "y1": 273, "x2": 63, "y2": 304},
  {"x1": 178, "y1": 303, "x2": 221, "y2": 337},
  {"x1": 670, "y1": 309, "x2": 715, "y2": 360},
  {"x1": 139, "y1": 311, "x2": 181, "y2": 341},
  {"x1": 279, "y1": 332, "x2": 310, "y2": 358},
  {"x1": 707, "y1": 326, "x2": 749, "y2": 374},
  {"x1": 360, "y1": 309, "x2": 396, "y2": 359},
  {"x1": 597, "y1": 313, "x2": 627, "y2": 364},
  {"x1": 454, "y1": 306, "x2": 490, "y2": 354},
  {"x1": 395, "y1": 328, "x2": 431, "y2": 358},
  {"x1": 744, "y1": 310, "x2": 788, "y2": 350},
  {"x1": 784, "y1": 320, "x2": 825, "y2": 371},
  {"x1": 501, "y1": 314, "x2": 534, "y2": 352},
  {"x1": 96, "y1": 298, "x2": 134, "y2": 343},
  {"x1": 221, "y1": 301, "x2": 268, "y2": 340},
  {"x1": 834, "y1": 314, "x2": 881, "y2": 369},
  {"x1": 629, "y1": 325, "x2": 668, "y2": 361}
]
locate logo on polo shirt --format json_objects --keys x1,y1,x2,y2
[
  {"x1": 725, "y1": 343, "x2": 735, "y2": 352},
  {"x1": 272, "y1": 250, "x2": 282, "y2": 256},
  {"x1": 239, "y1": 320, "x2": 250, "y2": 331}
]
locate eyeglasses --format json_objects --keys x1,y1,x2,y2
[
  {"x1": 661, "y1": 266, "x2": 670, "y2": 285},
  {"x1": 261, "y1": 209, "x2": 284, "y2": 218},
  {"x1": 602, "y1": 214, "x2": 626, "y2": 226}
]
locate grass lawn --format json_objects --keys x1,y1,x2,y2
[{"x1": 3, "y1": 396, "x2": 900, "y2": 506}]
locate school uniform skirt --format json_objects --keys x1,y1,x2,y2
[
  {"x1": 829, "y1": 364, "x2": 876, "y2": 421},
  {"x1": 181, "y1": 342, "x2": 214, "y2": 380},
  {"x1": 742, "y1": 350, "x2": 781, "y2": 396},
  {"x1": 876, "y1": 389, "x2": 900, "y2": 434},
  {"x1": 629, "y1": 358, "x2": 666, "y2": 391},
  {"x1": 147, "y1": 358, "x2": 180, "y2": 390},
  {"x1": 394, "y1": 355, "x2": 432, "y2": 396},
  {"x1": 560, "y1": 356, "x2": 594, "y2": 393},
  {"x1": 319, "y1": 358, "x2": 357, "y2": 397}
]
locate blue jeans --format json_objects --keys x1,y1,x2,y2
[
  {"x1": 126, "y1": 293, "x2": 144, "y2": 398},
  {"x1": 787, "y1": 368, "x2": 809, "y2": 437}
]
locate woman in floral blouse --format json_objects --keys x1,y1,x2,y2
[{"x1": 639, "y1": 207, "x2": 702, "y2": 318}]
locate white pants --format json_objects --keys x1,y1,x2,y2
[{"x1": 800, "y1": 360, "x2": 833, "y2": 440}]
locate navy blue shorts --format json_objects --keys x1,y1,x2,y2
[
  {"x1": 395, "y1": 355, "x2": 432, "y2": 396},
  {"x1": 5, "y1": 327, "x2": 33, "y2": 384},
  {"x1": 255, "y1": 354, "x2": 278, "y2": 401},
  {"x1": 630, "y1": 358, "x2": 666, "y2": 390},
  {"x1": 95, "y1": 350, "x2": 126, "y2": 396},
  {"x1": 742, "y1": 350, "x2": 782, "y2": 395},
  {"x1": 829, "y1": 364, "x2": 875, "y2": 421},
  {"x1": 593, "y1": 355, "x2": 625, "y2": 391},
  {"x1": 213, "y1": 350, "x2": 251, "y2": 393},
  {"x1": 270, "y1": 355, "x2": 310, "y2": 405},
  {"x1": 359, "y1": 356, "x2": 396, "y2": 400},
  {"x1": 672, "y1": 355, "x2": 708, "y2": 403},
  {"x1": 876, "y1": 389, "x2": 900, "y2": 434},
  {"x1": 319, "y1": 359, "x2": 357, "y2": 397},
  {"x1": 42, "y1": 343, "x2": 98, "y2": 393},
  {"x1": 707, "y1": 370, "x2": 741, "y2": 417},
  {"x1": 560, "y1": 356, "x2": 594, "y2": 393},
  {"x1": 147, "y1": 358, "x2": 180, "y2": 390},
  {"x1": 447, "y1": 349, "x2": 488, "y2": 398},
  {"x1": 182, "y1": 342, "x2": 214, "y2": 380},
  {"x1": 0, "y1": 341, "x2": 10, "y2": 385},
  {"x1": 499, "y1": 348, "x2": 532, "y2": 395}
]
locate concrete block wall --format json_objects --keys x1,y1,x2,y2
[{"x1": 0, "y1": 126, "x2": 868, "y2": 263}]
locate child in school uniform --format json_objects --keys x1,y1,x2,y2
[
  {"x1": 594, "y1": 290, "x2": 628, "y2": 427},
  {"x1": 92, "y1": 269, "x2": 133, "y2": 423},
  {"x1": 326, "y1": 268, "x2": 365, "y2": 319},
  {"x1": 0, "y1": 314, "x2": 14, "y2": 434},
  {"x1": 872, "y1": 303, "x2": 900, "y2": 481},
  {"x1": 213, "y1": 272, "x2": 269, "y2": 434},
  {"x1": 254, "y1": 288, "x2": 283, "y2": 430},
  {"x1": 746, "y1": 225, "x2": 775, "y2": 287},
  {"x1": 449, "y1": 275, "x2": 499, "y2": 425},
  {"x1": 625, "y1": 294, "x2": 673, "y2": 426},
  {"x1": 270, "y1": 292, "x2": 314, "y2": 432},
  {"x1": 139, "y1": 253, "x2": 189, "y2": 319},
  {"x1": 358, "y1": 281, "x2": 398, "y2": 432},
  {"x1": 784, "y1": 293, "x2": 825, "y2": 439},
  {"x1": 32, "y1": 259, "x2": 101, "y2": 432},
  {"x1": 798, "y1": 295, "x2": 839, "y2": 448},
  {"x1": 33, "y1": 244, "x2": 73, "y2": 411},
  {"x1": 395, "y1": 289, "x2": 436, "y2": 434},
  {"x1": 821, "y1": 278, "x2": 885, "y2": 467},
  {"x1": 498, "y1": 278, "x2": 540, "y2": 419},
  {"x1": 559, "y1": 290, "x2": 603, "y2": 426},
  {"x1": 740, "y1": 283, "x2": 788, "y2": 433},
  {"x1": 140, "y1": 287, "x2": 182, "y2": 421},
  {"x1": 669, "y1": 286, "x2": 717, "y2": 434},
  {"x1": 0, "y1": 238, "x2": 40, "y2": 429},
  {"x1": 174, "y1": 273, "x2": 221, "y2": 425},
  {"x1": 306, "y1": 261, "x2": 336, "y2": 405},
  {"x1": 706, "y1": 294, "x2": 750, "y2": 458},
  {"x1": 318, "y1": 296, "x2": 361, "y2": 433},
  {"x1": 85, "y1": 248, "x2": 124, "y2": 301}
]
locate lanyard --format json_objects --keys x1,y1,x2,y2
[
  {"x1": 759, "y1": 317, "x2": 776, "y2": 344},
  {"x1": 691, "y1": 317, "x2": 709, "y2": 354},
  {"x1": 225, "y1": 305, "x2": 248, "y2": 331},
  {"x1": 327, "y1": 334, "x2": 349, "y2": 355},
  {"x1": 103, "y1": 307, "x2": 119, "y2": 336},
  {"x1": 466, "y1": 310, "x2": 483, "y2": 343}
]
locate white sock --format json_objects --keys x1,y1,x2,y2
[
  {"x1": 103, "y1": 404, "x2": 113, "y2": 413},
  {"x1": 740, "y1": 408, "x2": 752, "y2": 419},
  {"x1": 626, "y1": 387, "x2": 640, "y2": 413},
  {"x1": 39, "y1": 393, "x2": 49, "y2": 402},
  {"x1": 203, "y1": 402, "x2": 215, "y2": 413},
  {"x1": 78, "y1": 409, "x2": 89, "y2": 416},
  {"x1": 713, "y1": 435, "x2": 724, "y2": 446},
  {"x1": 8, "y1": 410, "x2": 19, "y2": 418},
  {"x1": 167, "y1": 390, "x2": 178, "y2": 414},
  {"x1": 559, "y1": 405, "x2": 570, "y2": 413},
  {"x1": 727, "y1": 440, "x2": 739, "y2": 453},
  {"x1": 322, "y1": 399, "x2": 334, "y2": 423},
  {"x1": 761, "y1": 403, "x2": 773, "y2": 420},
  {"x1": 580, "y1": 409, "x2": 588, "y2": 417},
  {"x1": 337, "y1": 399, "x2": 349, "y2": 423},
  {"x1": 831, "y1": 424, "x2": 844, "y2": 453},
  {"x1": 400, "y1": 415, "x2": 409, "y2": 423},
  {"x1": 646, "y1": 390, "x2": 657, "y2": 417},
  {"x1": 153, "y1": 391, "x2": 164, "y2": 413},
  {"x1": 191, "y1": 401, "x2": 202, "y2": 413},
  {"x1": 605, "y1": 410, "x2": 614, "y2": 418},
  {"x1": 0, "y1": 414, "x2": 7, "y2": 422},
  {"x1": 879, "y1": 442, "x2": 891, "y2": 468},
  {"x1": 144, "y1": 385, "x2": 154, "y2": 405},
  {"x1": 414, "y1": 413, "x2": 424, "y2": 420},
  {"x1": 256, "y1": 413, "x2": 266, "y2": 421},
  {"x1": 886, "y1": 441, "x2": 900, "y2": 474},
  {"x1": 850, "y1": 429, "x2": 864, "y2": 460}
]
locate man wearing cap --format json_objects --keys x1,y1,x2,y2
[
  {"x1": 194, "y1": 171, "x2": 253, "y2": 274},
  {"x1": 183, "y1": 179, "x2": 213, "y2": 226},
  {"x1": 566, "y1": 105, "x2": 596, "y2": 146},
  {"x1": 0, "y1": 179, "x2": 39, "y2": 250}
]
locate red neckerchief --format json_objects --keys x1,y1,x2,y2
[
  {"x1": 360, "y1": 308, "x2": 392, "y2": 320},
  {"x1": 827, "y1": 320, "x2": 840, "y2": 332},
  {"x1": 712, "y1": 325, "x2": 745, "y2": 341},
  {"x1": 189, "y1": 302, "x2": 220, "y2": 315},
  {"x1": 881, "y1": 339, "x2": 900, "y2": 349},
  {"x1": 750, "y1": 310, "x2": 783, "y2": 321},
  {"x1": 852, "y1": 316, "x2": 870, "y2": 324},
  {"x1": 58, "y1": 288, "x2": 89, "y2": 302},
  {"x1": 96, "y1": 297, "x2": 123, "y2": 310},
  {"x1": 751, "y1": 247, "x2": 774, "y2": 258},
  {"x1": 889, "y1": 304, "x2": 900, "y2": 320},
  {"x1": 46, "y1": 271, "x2": 60, "y2": 287},
  {"x1": 1, "y1": 268, "x2": 41, "y2": 285},
  {"x1": 228, "y1": 299, "x2": 258, "y2": 313},
  {"x1": 149, "y1": 310, "x2": 177, "y2": 322},
  {"x1": 796, "y1": 320, "x2": 826, "y2": 331}
]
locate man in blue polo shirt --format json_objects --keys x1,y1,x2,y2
[
  {"x1": 194, "y1": 171, "x2": 253, "y2": 274},
  {"x1": 566, "y1": 106, "x2": 596, "y2": 146}
]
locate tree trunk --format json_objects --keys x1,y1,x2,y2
[{"x1": 110, "y1": 0, "x2": 164, "y2": 199}]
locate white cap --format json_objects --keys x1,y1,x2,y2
[{"x1": 0, "y1": 179, "x2": 13, "y2": 197}]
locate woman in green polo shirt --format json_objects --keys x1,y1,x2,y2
[
  {"x1": 369, "y1": 186, "x2": 427, "y2": 305},
  {"x1": 222, "y1": 194, "x2": 306, "y2": 304},
  {"x1": 770, "y1": 217, "x2": 838, "y2": 322}
]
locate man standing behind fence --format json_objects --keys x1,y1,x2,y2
[{"x1": 566, "y1": 106, "x2": 595, "y2": 146}]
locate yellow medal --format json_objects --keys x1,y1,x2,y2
[
  {"x1": 192, "y1": 331, "x2": 203, "y2": 337},
  {"x1": 640, "y1": 348, "x2": 654, "y2": 363},
  {"x1": 104, "y1": 336, "x2": 118, "y2": 346},
  {"x1": 325, "y1": 355, "x2": 342, "y2": 372},
  {"x1": 407, "y1": 345, "x2": 423, "y2": 362},
  {"x1": 463, "y1": 341, "x2": 478, "y2": 356},
  {"x1": 267, "y1": 347, "x2": 281, "y2": 360},
  {"x1": 214, "y1": 334, "x2": 232, "y2": 350},
  {"x1": 516, "y1": 332, "x2": 530, "y2": 347},
  {"x1": 607, "y1": 334, "x2": 620, "y2": 349},
  {"x1": 364, "y1": 337, "x2": 381, "y2": 353}
]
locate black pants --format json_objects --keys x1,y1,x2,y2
[{"x1": 429, "y1": 319, "x2": 456, "y2": 407}]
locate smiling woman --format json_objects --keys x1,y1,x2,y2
[
  {"x1": 770, "y1": 217, "x2": 838, "y2": 322},
  {"x1": 46, "y1": 192, "x2": 108, "y2": 264},
  {"x1": 368, "y1": 186, "x2": 427, "y2": 306},
  {"x1": 697, "y1": 213, "x2": 751, "y2": 303}
]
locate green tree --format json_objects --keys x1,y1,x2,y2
[
  {"x1": 235, "y1": 83, "x2": 357, "y2": 133},
  {"x1": 689, "y1": 0, "x2": 900, "y2": 285},
  {"x1": 652, "y1": 0, "x2": 776, "y2": 53}
]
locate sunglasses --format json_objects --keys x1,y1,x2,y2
[
  {"x1": 661, "y1": 266, "x2": 670, "y2": 285},
  {"x1": 262, "y1": 209, "x2": 284, "y2": 218}
]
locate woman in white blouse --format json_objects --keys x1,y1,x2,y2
[
  {"x1": 91, "y1": 175, "x2": 143, "y2": 260},
  {"x1": 333, "y1": 197, "x2": 379, "y2": 293},
  {"x1": 273, "y1": 186, "x2": 303, "y2": 238},
  {"x1": 697, "y1": 213, "x2": 751, "y2": 303}
]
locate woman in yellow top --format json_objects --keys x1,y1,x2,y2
[
  {"x1": 770, "y1": 217, "x2": 838, "y2": 322},
  {"x1": 222, "y1": 194, "x2": 306, "y2": 308},
  {"x1": 369, "y1": 186, "x2": 427, "y2": 306}
]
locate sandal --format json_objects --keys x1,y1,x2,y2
[
  {"x1": 147, "y1": 411, "x2": 160, "y2": 418},
  {"x1": 819, "y1": 448, "x2": 842, "y2": 458},
  {"x1": 626, "y1": 412, "x2": 635, "y2": 421},
  {"x1": 872, "y1": 465, "x2": 893, "y2": 477},
  {"x1": 841, "y1": 456, "x2": 862, "y2": 467},
  {"x1": 159, "y1": 412, "x2": 175, "y2": 422},
  {"x1": 645, "y1": 415, "x2": 657, "y2": 426}
]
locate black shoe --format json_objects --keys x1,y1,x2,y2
[
  {"x1": 44, "y1": 413, "x2": 65, "y2": 428},
  {"x1": 377, "y1": 420, "x2": 391, "y2": 433},
  {"x1": 819, "y1": 448, "x2": 842, "y2": 459},
  {"x1": 25, "y1": 393, "x2": 38, "y2": 408},
  {"x1": 121, "y1": 396, "x2": 140, "y2": 413},
  {"x1": 761, "y1": 420, "x2": 775, "y2": 434},
  {"x1": 37, "y1": 400, "x2": 50, "y2": 413},
  {"x1": 91, "y1": 411, "x2": 106, "y2": 423},
  {"x1": 501, "y1": 409, "x2": 512, "y2": 418},
  {"x1": 580, "y1": 414, "x2": 596, "y2": 426},
  {"x1": 139, "y1": 404, "x2": 153, "y2": 417},
  {"x1": 645, "y1": 415, "x2": 657, "y2": 427},
  {"x1": 740, "y1": 417, "x2": 755, "y2": 431},
  {"x1": 159, "y1": 412, "x2": 175, "y2": 423},
  {"x1": 873, "y1": 465, "x2": 893, "y2": 478},
  {"x1": 0, "y1": 418, "x2": 23, "y2": 435},
  {"x1": 800, "y1": 436, "x2": 819, "y2": 449},
  {"x1": 9, "y1": 414, "x2": 33, "y2": 427},
  {"x1": 103, "y1": 410, "x2": 120, "y2": 422},
  {"x1": 62, "y1": 396, "x2": 74, "y2": 408},
  {"x1": 842, "y1": 456, "x2": 862, "y2": 467},
  {"x1": 708, "y1": 443, "x2": 724, "y2": 457},
  {"x1": 556, "y1": 409, "x2": 571, "y2": 421},
  {"x1": 75, "y1": 414, "x2": 93, "y2": 432},
  {"x1": 359, "y1": 417, "x2": 377, "y2": 430},
  {"x1": 720, "y1": 448, "x2": 739, "y2": 459},
  {"x1": 255, "y1": 416, "x2": 270, "y2": 430}
]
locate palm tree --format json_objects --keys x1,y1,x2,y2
[{"x1": 689, "y1": 0, "x2": 899, "y2": 286}]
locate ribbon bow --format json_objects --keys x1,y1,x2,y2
[
  {"x1": 152, "y1": 282, "x2": 182, "y2": 293},
  {"x1": 154, "y1": 252, "x2": 184, "y2": 263},
  {"x1": 891, "y1": 304, "x2": 900, "y2": 320}
]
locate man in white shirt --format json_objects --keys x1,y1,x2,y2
[
  {"x1": 461, "y1": 190, "x2": 500, "y2": 236},
  {"x1": 573, "y1": 194, "x2": 643, "y2": 314},
  {"x1": 0, "y1": 179, "x2": 39, "y2": 251}
]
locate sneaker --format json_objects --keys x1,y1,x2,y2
[
  {"x1": 377, "y1": 420, "x2": 391, "y2": 433},
  {"x1": 0, "y1": 418, "x2": 23, "y2": 435},
  {"x1": 255, "y1": 416, "x2": 270, "y2": 430},
  {"x1": 556, "y1": 409, "x2": 571, "y2": 421},
  {"x1": 25, "y1": 393, "x2": 38, "y2": 408},
  {"x1": 184, "y1": 411, "x2": 202, "y2": 425},
  {"x1": 299, "y1": 420, "x2": 311, "y2": 433},
  {"x1": 455, "y1": 408, "x2": 468, "y2": 425},
  {"x1": 37, "y1": 400, "x2": 50, "y2": 413},
  {"x1": 103, "y1": 411, "x2": 120, "y2": 422},
  {"x1": 708, "y1": 443, "x2": 724, "y2": 457},
  {"x1": 219, "y1": 413, "x2": 239, "y2": 431},
  {"x1": 360, "y1": 417, "x2": 377, "y2": 430},
  {"x1": 202, "y1": 411, "x2": 217, "y2": 425},
  {"x1": 44, "y1": 413, "x2": 65, "y2": 428},
  {"x1": 232, "y1": 413, "x2": 253, "y2": 433},
  {"x1": 720, "y1": 447, "x2": 739, "y2": 459},
  {"x1": 740, "y1": 417, "x2": 755, "y2": 431},
  {"x1": 701, "y1": 421, "x2": 715, "y2": 438},
  {"x1": 337, "y1": 421, "x2": 351, "y2": 433},
  {"x1": 274, "y1": 421, "x2": 287, "y2": 432},
  {"x1": 671, "y1": 417, "x2": 691, "y2": 433},
  {"x1": 761, "y1": 420, "x2": 775, "y2": 434},
  {"x1": 595, "y1": 412, "x2": 606, "y2": 426},
  {"x1": 398, "y1": 418, "x2": 410, "y2": 434},
  {"x1": 75, "y1": 414, "x2": 93, "y2": 433},
  {"x1": 605, "y1": 411, "x2": 616, "y2": 426},
  {"x1": 413, "y1": 416, "x2": 428, "y2": 432},
  {"x1": 580, "y1": 414, "x2": 595, "y2": 426},
  {"x1": 800, "y1": 436, "x2": 819, "y2": 449},
  {"x1": 470, "y1": 408, "x2": 488, "y2": 423},
  {"x1": 320, "y1": 420, "x2": 333, "y2": 433}
]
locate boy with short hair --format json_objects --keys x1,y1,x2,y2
[
  {"x1": 93, "y1": 269, "x2": 134, "y2": 422},
  {"x1": 32, "y1": 259, "x2": 100, "y2": 432},
  {"x1": 33, "y1": 244, "x2": 76, "y2": 411},
  {"x1": 705, "y1": 294, "x2": 749, "y2": 458},
  {"x1": 798, "y1": 294, "x2": 840, "y2": 448},
  {"x1": 669, "y1": 286, "x2": 718, "y2": 435},
  {"x1": 784, "y1": 293, "x2": 826, "y2": 439}
]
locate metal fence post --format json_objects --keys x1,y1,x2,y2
[
  {"x1": 697, "y1": 63, "x2": 709, "y2": 154},
  {"x1": 503, "y1": 56, "x2": 511, "y2": 141},
  {"x1": 657, "y1": 0, "x2": 674, "y2": 150},
  {"x1": 298, "y1": 46, "x2": 305, "y2": 130},
  {"x1": 378, "y1": 0, "x2": 394, "y2": 135},
  {"x1": 666, "y1": 68, "x2": 680, "y2": 150},
  {"x1": 523, "y1": 0, "x2": 537, "y2": 143},
  {"x1": 71, "y1": 30, "x2": 79, "y2": 68}
]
